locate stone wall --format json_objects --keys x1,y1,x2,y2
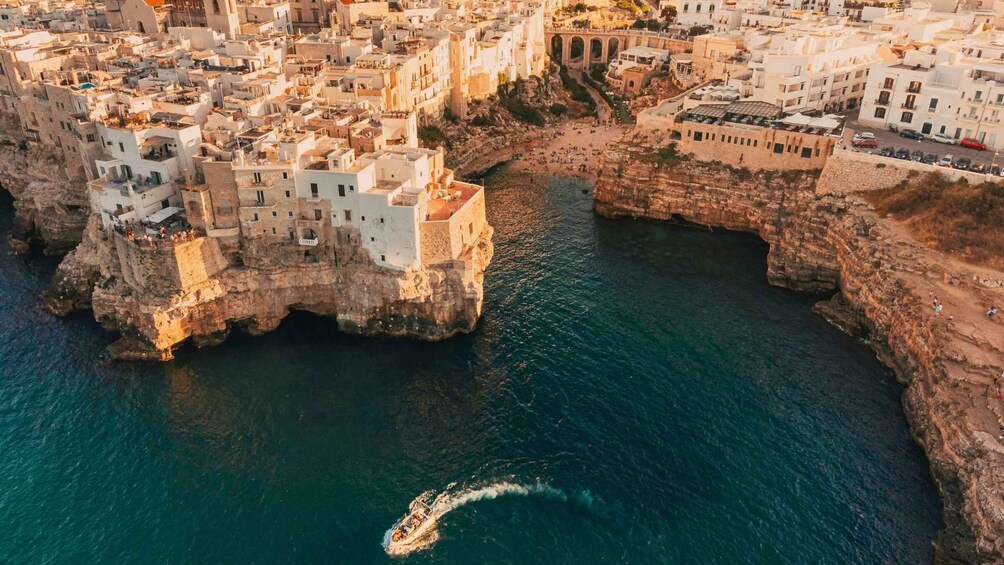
[
  {"x1": 675, "y1": 120, "x2": 836, "y2": 171},
  {"x1": 420, "y1": 189, "x2": 488, "y2": 265},
  {"x1": 113, "y1": 233, "x2": 229, "y2": 297},
  {"x1": 817, "y1": 149, "x2": 993, "y2": 194}
]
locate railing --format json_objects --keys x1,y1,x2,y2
[
  {"x1": 900, "y1": 103, "x2": 916, "y2": 109},
  {"x1": 298, "y1": 237, "x2": 318, "y2": 246},
  {"x1": 874, "y1": 98, "x2": 889, "y2": 105},
  {"x1": 906, "y1": 85, "x2": 921, "y2": 93}
]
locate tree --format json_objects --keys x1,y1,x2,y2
[
  {"x1": 688, "y1": 25, "x2": 707, "y2": 36},
  {"x1": 661, "y1": 6, "x2": 677, "y2": 20}
]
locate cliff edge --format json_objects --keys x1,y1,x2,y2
[
  {"x1": 595, "y1": 131, "x2": 1004, "y2": 563},
  {"x1": 47, "y1": 217, "x2": 493, "y2": 361}
]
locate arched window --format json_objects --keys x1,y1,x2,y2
[{"x1": 212, "y1": 0, "x2": 220, "y2": 14}]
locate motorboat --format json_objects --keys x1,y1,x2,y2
[{"x1": 384, "y1": 494, "x2": 443, "y2": 555}]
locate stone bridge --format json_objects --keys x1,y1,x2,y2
[{"x1": 545, "y1": 28, "x2": 692, "y2": 69}]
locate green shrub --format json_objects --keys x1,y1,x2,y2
[{"x1": 418, "y1": 125, "x2": 448, "y2": 148}]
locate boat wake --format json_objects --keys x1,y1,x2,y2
[{"x1": 383, "y1": 482, "x2": 593, "y2": 556}]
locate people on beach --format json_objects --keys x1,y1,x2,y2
[
  {"x1": 988, "y1": 306, "x2": 998, "y2": 319},
  {"x1": 933, "y1": 296, "x2": 943, "y2": 316}
]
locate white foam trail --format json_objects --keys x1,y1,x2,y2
[
  {"x1": 383, "y1": 482, "x2": 593, "y2": 556},
  {"x1": 436, "y1": 482, "x2": 587, "y2": 515}
]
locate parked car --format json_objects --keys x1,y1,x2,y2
[
  {"x1": 953, "y1": 157, "x2": 972, "y2": 169},
  {"x1": 852, "y1": 132, "x2": 876, "y2": 142},
  {"x1": 931, "y1": 133, "x2": 956, "y2": 144},
  {"x1": 900, "y1": 129, "x2": 923, "y2": 140},
  {"x1": 853, "y1": 138, "x2": 879, "y2": 148},
  {"x1": 895, "y1": 148, "x2": 911, "y2": 159},
  {"x1": 969, "y1": 162, "x2": 986, "y2": 173},
  {"x1": 939, "y1": 154, "x2": 954, "y2": 166},
  {"x1": 990, "y1": 165, "x2": 1002, "y2": 176},
  {"x1": 880, "y1": 146, "x2": 895, "y2": 157},
  {"x1": 910, "y1": 150, "x2": 924, "y2": 161},
  {"x1": 922, "y1": 153, "x2": 938, "y2": 164},
  {"x1": 960, "y1": 137, "x2": 987, "y2": 150}
]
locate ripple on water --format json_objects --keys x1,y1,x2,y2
[{"x1": 0, "y1": 177, "x2": 938, "y2": 564}]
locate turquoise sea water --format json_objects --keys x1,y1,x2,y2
[{"x1": 0, "y1": 171, "x2": 939, "y2": 564}]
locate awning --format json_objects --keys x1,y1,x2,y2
[
  {"x1": 781, "y1": 113, "x2": 813, "y2": 126},
  {"x1": 145, "y1": 206, "x2": 183, "y2": 224}
]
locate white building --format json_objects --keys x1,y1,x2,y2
[
  {"x1": 90, "y1": 115, "x2": 202, "y2": 227},
  {"x1": 661, "y1": 0, "x2": 722, "y2": 26},
  {"x1": 748, "y1": 22, "x2": 889, "y2": 112},
  {"x1": 859, "y1": 46, "x2": 1004, "y2": 148}
]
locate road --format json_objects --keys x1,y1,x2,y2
[
  {"x1": 843, "y1": 111, "x2": 1001, "y2": 168},
  {"x1": 569, "y1": 68, "x2": 613, "y2": 126}
]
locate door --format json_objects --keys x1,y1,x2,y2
[{"x1": 921, "y1": 122, "x2": 932, "y2": 135}]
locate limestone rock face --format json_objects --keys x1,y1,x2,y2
[
  {"x1": 0, "y1": 114, "x2": 88, "y2": 254},
  {"x1": 76, "y1": 224, "x2": 494, "y2": 360},
  {"x1": 595, "y1": 140, "x2": 1004, "y2": 563}
]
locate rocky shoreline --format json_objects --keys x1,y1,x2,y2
[{"x1": 594, "y1": 131, "x2": 1004, "y2": 563}]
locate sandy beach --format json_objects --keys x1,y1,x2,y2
[{"x1": 504, "y1": 119, "x2": 629, "y2": 179}]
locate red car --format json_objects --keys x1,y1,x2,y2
[
  {"x1": 852, "y1": 138, "x2": 879, "y2": 148},
  {"x1": 960, "y1": 137, "x2": 987, "y2": 150}
]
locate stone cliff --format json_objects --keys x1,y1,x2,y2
[
  {"x1": 595, "y1": 133, "x2": 1004, "y2": 563},
  {"x1": 0, "y1": 113, "x2": 88, "y2": 254},
  {"x1": 47, "y1": 219, "x2": 493, "y2": 361}
]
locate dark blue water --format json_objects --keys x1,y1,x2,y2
[{"x1": 0, "y1": 172, "x2": 939, "y2": 564}]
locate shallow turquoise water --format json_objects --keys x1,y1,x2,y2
[{"x1": 0, "y1": 172, "x2": 939, "y2": 563}]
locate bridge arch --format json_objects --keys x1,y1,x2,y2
[
  {"x1": 569, "y1": 36, "x2": 585, "y2": 68},
  {"x1": 608, "y1": 37, "x2": 619, "y2": 60},
  {"x1": 589, "y1": 37, "x2": 604, "y2": 67},
  {"x1": 550, "y1": 35, "x2": 563, "y2": 64}
]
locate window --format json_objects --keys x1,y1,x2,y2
[
  {"x1": 370, "y1": 237, "x2": 375, "y2": 242},
  {"x1": 361, "y1": 215, "x2": 366, "y2": 221},
  {"x1": 901, "y1": 111, "x2": 913, "y2": 123},
  {"x1": 86, "y1": 134, "x2": 95, "y2": 142},
  {"x1": 272, "y1": 228, "x2": 276, "y2": 234},
  {"x1": 338, "y1": 184, "x2": 345, "y2": 197},
  {"x1": 282, "y1": 172, "x2": 288, "y2": 179},
  {"x1": 310, "y1": 183, "x2": 318, "y2": 197},
  {"x1": 344, "y1": 210, "x2": 352, "y2": 221},
  {"x1": 253, "y1": 213, "x2": 259, "y2": 221},
  {"x1": 314, "y1": 209, "x2": 322, "y2": 221},
  {"x1": 255, "y1": 190, "x2": 265, "y2": 204},
  {"x1": 381, "y1": 255, "x2": 385, "y2": 261},
  {"x1": 288, "y1": 211, "x2": 293, "y2": 217},
  {"x1": 380, "y1": 217, "x2": 384, "y2": 223},
  {"x1": 800, "y1": 147, "x2": 812, "y2": 158},
  {"x1": 349, "y1": 185, "x2": 354, "y2": 191},
  {"x1": 882, "y1": 77, "x2": 894, "y2": 89},
  {"x1": 929, "y1": 98, "x2": 938, "y2": 111},
  {"x1": 683, "y1": 3, "x2": 689, "y2": 11},
  {"x1": 285, "y1": 190, "x2": 291, "y2": 198},
  {"x1": 253, "y1": 172, "x2": 262, "y2": 183},
  {"x1": 874, "y1": 107, "x2": 886, "y2": 119},
  {"x1": 118, "y1": 142, "x2": 124, "y2": 152},
  {"x1": 272, "y1": 211, "x2": 277, "y2": 217},
  {"x1": 773, "y1": 143, "x2": 784, "y2": 154}
]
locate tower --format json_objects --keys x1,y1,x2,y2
[{"x1": 203, "y1": 0, "x2": 240, "y2": 39}]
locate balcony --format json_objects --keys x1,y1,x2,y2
[
  {"x1": 906, "y1": 85, "x2": 921, "y2": 93},
  {"x1": 298, "y1": 237, "x2": 318, "y2": 246},
  {"x1": 874, "y1": 98, "x2": 889, "y2": 106},
  {"x1": 900, "y1": 103, "x2": 916, "y2": 110}
]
